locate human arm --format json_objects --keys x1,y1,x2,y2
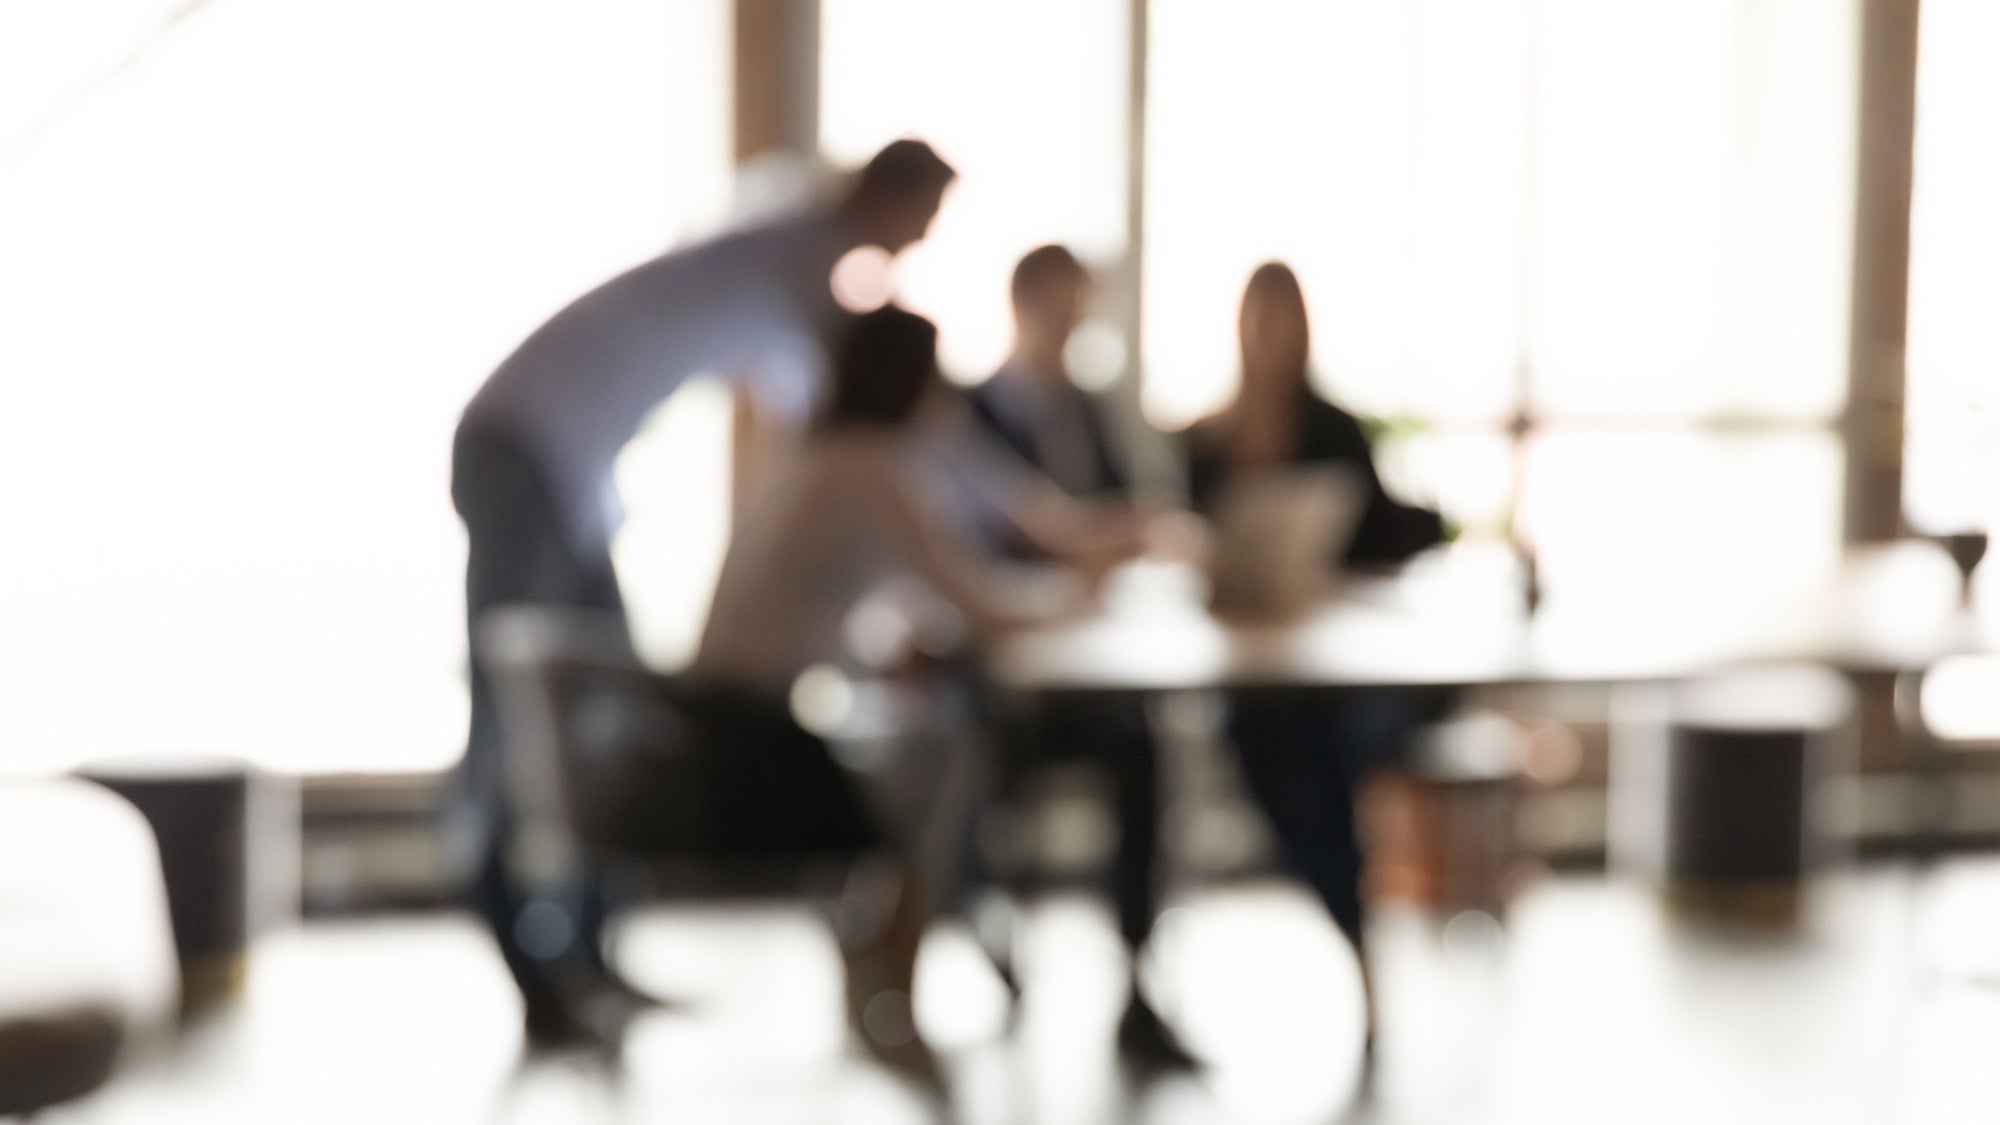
[
  {"x1": 923, "y1": 395, "x2": 1150, "y2": 589},
  {"x1": 869, "y1": 460, "x2": 1088, "y2": 644},
  {"x1": 1310, "y1": 403, "x2": 1445, "y2": 567}
]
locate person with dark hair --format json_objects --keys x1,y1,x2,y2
[
  {"x1": 450, "y1": 141, "x2": 955, "y2": 1047},
  {"x1": 691, "y1": 305, "x2": 1084, "y2": 1089},
  {"x1": 967, "y1": 244, "x2": 1198, "y2": 1072},
  {"x1": 850, "y1": 139, "x2": 960, "y2": 231},
  {"x1": 1186, "y1": 263, "x2": 1444, "y2": 561},
  {"x1": 976, "y1": 246, "x2": 1125, "y2": 506},
  {"x1": 1184, "y1": 261, "x2": 1452, "y2": 1076},
  {"x1": 694, "y1": 306, "x2": 1060, "y2": 682}
]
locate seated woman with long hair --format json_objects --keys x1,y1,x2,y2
[
  {"x1": 1184, "y1": 261, "x2": 1452, "y2": 1074},
  {"x1": 689, "y1": 304, "x2": 1078, "y2": 1090}
]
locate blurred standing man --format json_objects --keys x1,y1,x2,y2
[
  {"x1": 967, "y1": 244, "x2": 1197, "y2": 1071},
  {"x1": 451, "y1": 140, "x2": 956, "y2": 1045}
]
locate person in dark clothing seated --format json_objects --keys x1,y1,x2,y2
[
  {"x1": 966, "y1": 244, "x2": 1197, "y2": 1072},
  {"x1": 1185, "y1": 263, "x2": 1444, "y2": 567},
  {"x1": 1183, "y1": 261, "x2": 1453, "y2": 1075},
  {"x1": 971, "y1": 246, "x2": 1131, "y2": 521}
]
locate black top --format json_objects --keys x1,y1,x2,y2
[{"x1": 1184, "y1": 388, "x2": 1443, "y2": 569}]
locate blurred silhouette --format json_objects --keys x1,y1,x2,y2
[
  {"x1": 695, "y1": 307, "x2": 1076, "y2": 682},
  {"x1": 971, "y1": 246, "x2": 1129, "y2": 529},
  {"x1": 1186, "y1": 263, "x2": 1444, "y2": 566},
  {"x1": 967, "y1": 244, "x2": 1196, "y2": 1071},
  {"x1": 691, "y1": 305, "x2": 1083, "y2": 1089},
  {"x1": 450, "y1": 141, "x2": 956, "y2": 1045},
  {"x1": 1183, "y1": 262, "x2": 1452, "y2": 1071}
]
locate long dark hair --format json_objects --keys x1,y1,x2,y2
[
  {"x1": 1240, "y1": 260, "x2": 1312, "y2": 389},
  {"x1": 821, "y1": 305, "x2": 941, "y2": 428}
]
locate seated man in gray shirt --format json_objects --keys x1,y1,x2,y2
[{"x1": 966, "y1": 244, "x2": 1197, "y2": 1072}]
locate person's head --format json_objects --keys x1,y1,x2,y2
[
  {"x1": 1238, "y1": 261, "x2": 1312, "y2": 397},
  {"x1": 1009, "y1": 244, "x2": 1091, "y2": 374},
  {"x1": 840, "y1": 139, "x2": 957, "y2": 255},
  {"x1": 823, "y1": 304, "x2": 942, "y2": 429}
]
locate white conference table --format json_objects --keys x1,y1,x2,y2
[{"x1": 990, "y1": 543, "x2": 1997, "y2": 697}]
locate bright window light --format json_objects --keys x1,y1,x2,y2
[
  {"x1": 1145, "y1": 0, "x2": 1532, "y2": 430},
  {"x1": 1922, "y1": 656, "x2": 2000, "y2": 744},
  {"x1": 1531, "y1": 0, "x2": 1853, "y2": 421},
  {"x1": 820, "y1": 0, "x2": 1130, "y2": 383},
  {"x1": 1906, "y1": 0, "x2": 2000, "y2": 535},
  {"x1": 0, "y1": 0, "x2": 728, "y2": 776}
]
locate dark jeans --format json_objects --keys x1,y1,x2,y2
[
  {"x1": 449, "y1": 420, "x2": 624, "y2": 1002},
  {"x1": 664, "y1": 687, "x2": 880, "y2": 859},
  {"x1": 997, "y1": 698, "x2": 1162, "y2": 950},
  {"x1": 1228, "y1": 689, "x2": 1449, "y2": 950}
]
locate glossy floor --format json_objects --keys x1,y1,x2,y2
[{"x1": 59, "y1": 860, "x2": 2000, "y2": 1125}]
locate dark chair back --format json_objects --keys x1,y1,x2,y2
[{"x1": 477, "y1": 607, "x2": 874, "y2": 876}]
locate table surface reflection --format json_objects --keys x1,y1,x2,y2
[{"x1": 992, "y1": 543, "x2": 1999, "y2": 694}]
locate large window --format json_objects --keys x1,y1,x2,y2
[
  {"x1": 1906, "y1": 0, "x2": 2000, "y2": 536},
  {"x1": 4, "y1": 0, "x2": 1905, "y2": 777},
  {"x1": 820, "y1": 0, "x2": 1130, "y2": 382},
  {"x1": 1144, "y1": 0, "x2": 1532, "y2": 429},
  {"x1": 816, "y1": 0, "x2": 1857, "y2": 612},
  {"x1": 1146, "y1": 0, "x2": 1855, "y2": 610},
  {"x1": 0, "y1": 0, "x2": 728, "y2": 776}
]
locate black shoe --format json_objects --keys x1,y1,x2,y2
[
  {"x1": 521, "y1": 989, "x2": 610, "y2": 1051},
  {"x1": 1116, "y1": 995, "x2": 1200, "y2": 1074},
  {"x1": 990, "y1": 956, "x2": 1025, "y2": 1007},
  {"x1": 522, "y1": 970, "x2": 655, "y2": 1053},
  {"x1": 1353, "y1": 1029, "x2": 1380, "y2": 1105},
  {"x1": 588, "y1": 969, "x2": 684, "y2": 1016}
]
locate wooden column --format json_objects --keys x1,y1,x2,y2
[
  {"x1": 1111, "y1": 0, "x2": 1180, "y2": 495},
  {"x1": 1842, "y1": 0, "x2": 1922, "y2": 543},
  {"x1": 734, "y1": 0, "x2": 819, "y2": 162},
  {"x1": 1120, "y1": 0, "x2": 1149, "y2": 378}
]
